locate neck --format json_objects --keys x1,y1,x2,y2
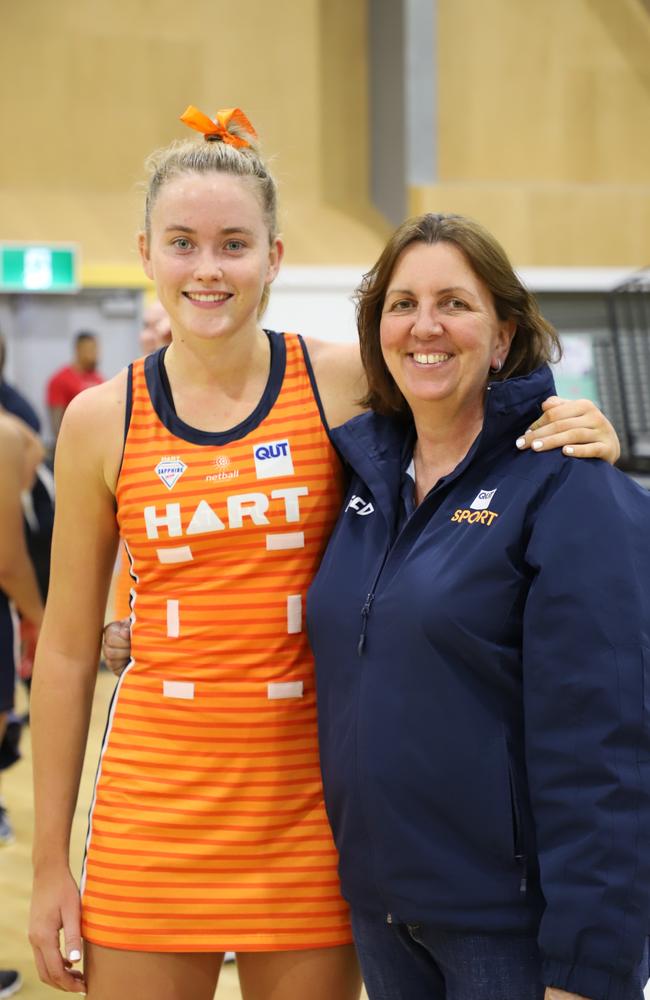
[
  {"x1": 164, "y1": 324, "x2": 269, "y2": 389},
  {"x1": 411, "y1": 395, "x2": 485, "y2": 499},
  {"x1": 160, "y1": 325, "x2": 272, "y2": 433}
]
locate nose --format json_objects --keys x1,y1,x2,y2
[
  {"x1": 411, "y1": 306, "x2": 443, "y2": 340},
  {"x1": 193, "y1": 250, "x2": 224, "y2": 282}
]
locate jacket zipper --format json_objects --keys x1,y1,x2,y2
[
  {"x1": 508, "y1": 759, "x2": 527, "y2": 893},
  {"x1": 357, "y1": 593, "x2": 375, "y2": 655},
  {"x1": 357, "y1": 545, "x2": 392, "y2": 656}
]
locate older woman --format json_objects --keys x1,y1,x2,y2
[{"x1": 306, "y1": 213, "x2": 650, "y2": 1000}]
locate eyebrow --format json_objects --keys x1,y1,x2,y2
[
  {"x1": 386, "y1": 285, "x2": 476, "y2": 298},
  {"x1": 163, "y1": 225, "x2": 255, "y2": 235}
]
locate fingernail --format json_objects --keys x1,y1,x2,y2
[
  {"x1": 515, "y1": 437, "x2": 526, "y2": 449},
  {"x1": 564, "y1": 445, "x2": 574, "y2": 456},
  {"x1": 532, "y1": 440, "x2": 544, "y2": 451},
  {"x1": 69, "y1": 949, "x2": 81, "y2": 962}
]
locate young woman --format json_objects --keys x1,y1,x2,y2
[{"x1": 28, "y1": 107, "x2": 620, "y2": 999}]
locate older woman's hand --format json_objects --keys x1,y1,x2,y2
[
  {"x1": 102, "y1": 618, "x2": 131, "y2": 676},
  {"x1": 515, "y1": 396, "x2": 620, "y2": 464}
]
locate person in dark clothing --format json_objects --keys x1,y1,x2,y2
[
  {"x1": 306, "y1": 213, "x2": 650, "y2": 1000},
  {"x1": 0, "y1": 333, "x2": 40, "y2": 433}
]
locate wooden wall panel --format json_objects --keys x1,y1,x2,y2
[
  {"x1": 0, "y1": 0, "x2": 384, "y2": 279},
  {"x1": 413, "y1": 0, "x2": 650, "y2": 264}
]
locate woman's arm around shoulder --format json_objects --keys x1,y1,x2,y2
[
  {"x1": 302, "y1": 337, "x2": 367, "y2": 428},
  {"x1": 516, "y1": 395, "x2": 620, "y2": 464},
  {"x1": 29, "y1": 371, "x2": 127, "y2": 994}
]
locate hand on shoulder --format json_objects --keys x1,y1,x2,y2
[{"x1": 303, "y1": 337, "x2": 367, "y2": 428}]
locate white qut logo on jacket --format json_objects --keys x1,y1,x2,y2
[{"x1": 470, "y1": 488, "x2": 497, "y2": 511}]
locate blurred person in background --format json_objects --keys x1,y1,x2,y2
[
  {"x1": 0, "y1": 332, "x2": 41, "y2": 433},
  {"x1": 46, "y1": 331, "x2": 104, "y2": 440},
  {"x1": 0, "y1": 968, "x2": 22, "y2": 997},
  {"x1": 138, "y1": 298, "x2": 172, "y2": 355},
  {"x1": 0, "y1": 411, "x2": 44, "y2": 844}
]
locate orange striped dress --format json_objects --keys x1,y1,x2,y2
[{"x1": 80, "y1": 332, "x2": 351, "y2": 952}]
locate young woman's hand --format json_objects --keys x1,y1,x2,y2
[
  {"x1": 29, "y1": 864, "x2": 87, "y2": 994},
  {"x1": 544, "y1": 990, "x2": 590, "y2": 1000},
  {"x1": 516, "y1": 396, "x2": 620, "y2": 463},
  {"x1": 102, "y1": 618, "x2": 131, "y2": 676}
]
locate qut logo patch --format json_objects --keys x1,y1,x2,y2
[
  {"x1": 470, "y1": 488, "x2": 497, "y2": 511},
  {"x1": 253, "y1": 439, "x2": 294, "y2": 479}
]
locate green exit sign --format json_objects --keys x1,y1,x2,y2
[{"x1": 0, "y1": 243, "x2": 79, "y2": 292}]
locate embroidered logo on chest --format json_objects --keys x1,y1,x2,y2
[{"x1": 470, "y1": 488, "x2": 497, "y2": 510}]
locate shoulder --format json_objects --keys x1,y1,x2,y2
[
  {"x1": 62, "y1": 368, "x2": 127, "y2": 422},
  {"x1": 301, "y1": 336, "x2": 367, "y2": 428},
  {"x1": 57, "y1": 369, "x2": 129, "y2": 493},
  {"x1": 527, "y1": 454, "x2": 650, "y2": 545}
]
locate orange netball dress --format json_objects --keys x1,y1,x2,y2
[{"x1": 80, "y1": 331, "x2": 351, "y2": 952}]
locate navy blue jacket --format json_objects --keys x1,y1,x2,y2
[{"x1": 307, "y1": 366, "x2": 650, "y2": 1000}]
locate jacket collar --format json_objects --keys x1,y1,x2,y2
[{"x1": 332, "y1": 365, "x2": 557, "y2": 509}]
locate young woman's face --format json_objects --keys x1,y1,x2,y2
[
  {"x1": 379, "y1": 241, "x2": 514, "y2": 417},
  {"x1": 140, "y1": 171, "x2": 282, "y2": 344}
]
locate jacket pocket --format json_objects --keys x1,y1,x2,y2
[{"x1": 507, "y1": 756, "x2": 525, "y2": 862}]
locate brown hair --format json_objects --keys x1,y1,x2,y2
[
  {"x1": 356, "y1": 213, "x2": 562, "y2": 416},
  {"x1": 143, "y1": 115, "x2": 279, "y2": 313}
]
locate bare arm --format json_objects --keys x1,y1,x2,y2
[
  {"x1": 29, "y1": 376, "x2": 125, "y2": 993},
  {"x1": 0, "y1": 417, "x2": 44, "y2": 626},
  {"x1": 302, "y1": 337, "x2": 367, "y2": 428}
]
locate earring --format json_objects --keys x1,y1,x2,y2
[{"x1": 489, "y1": 358, "x2": 503, "y2": 374}]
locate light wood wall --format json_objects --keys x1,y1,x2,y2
[
  {"x1": 412, "y1": 0, "x2": 650, "y2": 265},
  {"x1": 2, "y1": 0, "x2": 649, "y2": 277},
  {"x1": 0, "y1": 0, "x2": 385, "y2": 285}
]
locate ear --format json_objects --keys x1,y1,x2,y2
[
  {"x1": 138, "y1": 232, "x2": 154, "y2": 281},
  {"x1": 495, "y1": 317, "x2": 517, "y2": 362},
  {"x1": 265, "y1": 237, "x2": 284, "y2": 286}
]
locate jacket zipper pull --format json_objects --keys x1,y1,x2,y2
[{"x1": 357, "y1": 593, "x2": 375, "y2": 656}]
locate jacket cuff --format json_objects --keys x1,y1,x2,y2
[{"x1": 543, "y1": 958, "x2": 638, "y2": 1000}]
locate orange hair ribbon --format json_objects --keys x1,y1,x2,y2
[{"x1": 179, "y1": 105, "x2": 258, "y2": 149}]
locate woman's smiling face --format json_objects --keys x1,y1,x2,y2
[
  {"x1": 139, "y1": 171, "x2": 282, "y2": 344},
  {"x1": 379, "y1": 241, "x2": 514, "y2": 418}
]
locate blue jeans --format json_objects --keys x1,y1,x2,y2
[{"x1": 351, "y1": 909, "x2": 649, "y2": 1000}]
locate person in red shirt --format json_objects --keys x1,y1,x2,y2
[{"x1": 46, "y1": 332, "x2": 104, "y2": 439}]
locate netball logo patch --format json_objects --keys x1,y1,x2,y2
[
  {"x1": 253, "y1": 439, "x2": 294, "y2": 479},
  {"x1": 155, "y1": 456, "x2": 187, "y2": 490}
]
